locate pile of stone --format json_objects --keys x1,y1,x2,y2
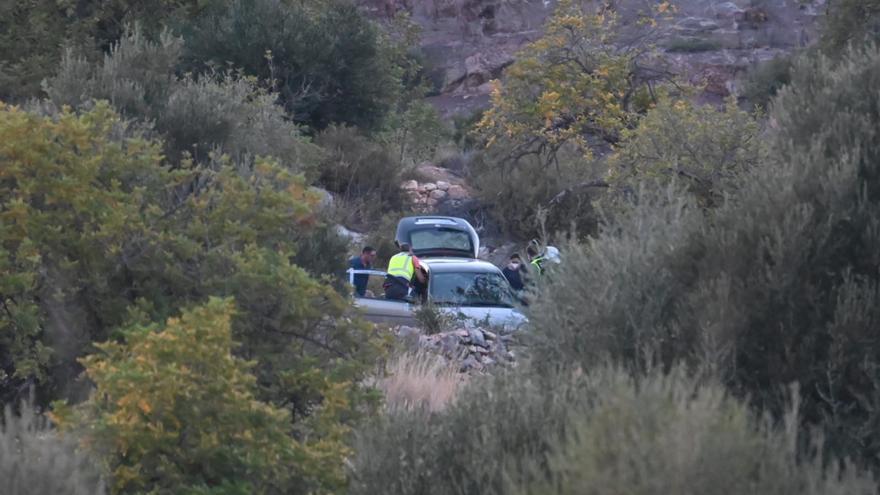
[
  {"x1": 396, "y1": 325, "x2": 517, "y2": 372},
  {"x1": 401, "y1": 179, "x2": 470, "y2": 211}
]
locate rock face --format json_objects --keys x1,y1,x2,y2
[
  {"x1": 396, "y1": 324, "x2": 517, "y2": 372},
  {"x1": 401, "y1": 162, "x2": 474, "y2": 212},
  {"x1": 358, "y1": 0, "x2": 826, "y2": 116}
]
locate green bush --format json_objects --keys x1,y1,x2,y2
[
  {"x1": 742, "y1": 54, "x2": 796, "y2": 110},
  {"x1": 351, "y1": 368, "x2": 587, "y2": 495},
  {"x1": 665, "y1": 37, "x2": 721, "y2": 53},
  {"x1": 351, "y1": 366, "x2": 874, "y2": 495},
  {"x1": 514, "y1": 369, "x2": 874, "y2": 495},
  {"x1": 0, "y1": 103, "x2": 384, "y2": 457},
  {"x1": 53, "y1": 298, "x2": 339, "y2": 495},
  {"x1": 469, "y1": 145, "x2": 605, "y2": 240},
  {"x1": 181, "y1": 0, "x2": 397, "y2": 131},
  {"x1": 1, "y1": 400, "x2": 105, "y2": 495},
  {"x1": 820, "y1": 0, "x2": 880, "y2": 56},
  {"x1": 44, "y1": 27, "x2": 321, "y2": 170},
  {"x1": 527, "y1": 44, "x2": 880, "y2": 470},
  {"x1": 608, "y1": 97, "x2": 761, "y2": 207},
  {"x1": 315, "y1": 125, "x2": 408, "y2": 229},
  {"x1": 0, "y1": 0, "x2": 199, "y2": 101}
]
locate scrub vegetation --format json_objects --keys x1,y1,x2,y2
[{"x1": 2, "y1": 0, "x2": 880, "y2": 494}]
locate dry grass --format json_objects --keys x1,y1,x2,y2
[{"x1": 378, "y1": 351, "x2": 464, "y2": 412}]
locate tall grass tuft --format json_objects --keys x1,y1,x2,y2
[
  {"x1": 378, "y1": 351, "x2": 463, "y2": 412},
  {"x1": 1, "y1": 400, "x2": 105, "y2": 495}
]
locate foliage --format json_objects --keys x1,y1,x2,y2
[
  {"x1": 468, "y1": 145, "x2": 604, "y2": 239},
  {"x1": 378, "y1": 100, "x2": 449, "y2": 167},
  {"x1": 0, "y1": 0, "x2": 202, "y2": 101},
  {"x1": 607, "y1": 97, "x2": 761, "y2": 206},
  {"x1": 315, "y1": 125, "x2": 408, "y2": 229},
  {"x1": 474, "y1": 0, "x2": 672, "y2": 165},
  {"x1": 514, "y1": 369, "x2": 874, "y2": 495},
  {"x1": 0, "y1": 103, "x2": 386, "y2": 461},
  {"x1": 413, "y1": 302, "x2": 463, "y2": 335},
  {"x1": 44, "y1": 28, "x2": 322, "y2": 170},
  {"x1": 181, "y1": 0, "x2": 397, "y2": 131},
  {"x1": 820, "y1": 0, "x2": 880, "y2": 56},
  {"x1": 468, "y1": 0, "x2": 673, "y2": 239},
  {"x1": 374, "y1": 13, "x2": 450, "y2": 166},
  {"x1": 350, "y1": 368, "x2": 585, "y2": 495},
  {"x1": 2, "y1": 399, "x2": 105, "y2": 495},
  {"x1": 352, "y1": 366, "x2": 874, "y2": 495},
  {"x1": 52, "y1": 298, "x2": 348, "y2": 495},
  {"x1": 527, "y1": 44, "x2": 880, "y2": 470},
  {"x1": 742, "y1": 54, "x2": 796, "y2": 110},
  {"x1": 664, "y1": 37, "x2": 721, "y2": 53}
]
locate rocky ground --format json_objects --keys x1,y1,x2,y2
[{"x1": 396, "y1": 323, "x2": 520, "y2": 372}]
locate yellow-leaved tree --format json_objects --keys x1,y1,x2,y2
[
  {"x1": 53, "y1": 298, "x2": 341, "y2": 495},
  {"x1": 468, "y1": 0, "x2": 674, "y2": 237},
  {"x1": 475, "y1": 0, "x2": 673, "y2": 165}
]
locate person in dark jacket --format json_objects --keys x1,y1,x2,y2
[
  {"x1": 501, "y1": 253, "x2": 526, "y2": 291},
  {"x1": 348, "y1": 246, "x2": 376, "y2": 297}
]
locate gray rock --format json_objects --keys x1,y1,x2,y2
[
  {"x1": 440, "y1": 334, "x2": 460, "y2": 355},
  {"x1": 468, "y1": 328, "x2": 488, "y2": 348},
  {"x1": 460, "y1": 355, "x2": 483, "y2": 372}
]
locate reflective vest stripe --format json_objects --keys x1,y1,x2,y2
[
  {"x1": 387, "y1": 253, "x2": 414, "y2": 281},
  {"x1": 531, "y1": 256, "x2": 544, "y2": 275}
]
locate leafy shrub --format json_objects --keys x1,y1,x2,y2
[
  {"x1": 820, "y1": 0, "x2": 880, "y2": 56},
  {"x1": 352, "y1": 366, "x2": 874, "y2": 495},
  {"x1": 53, "y1": 297, "x2": 343, "y2": 495},
  {"x1": 514, "y1": 369, "x2": 874, "y2": 495},
  {"x1": 1, "y1": 400, "x2": 105, "y2": 495},
  {"x1": 608, "y1": 97, "x2": 761, "y2": 207},
  {"x1": 527, "y1": 45, "x2": 880, "y2": 470},
  {"x1": 0, "y1": 103, "x2": 385, "y2": 457},
  {"x1": 0, "y1": 0, "x2": 199, "y2": 101},
  {"x1": 181, "y1": 0, "x2": 397, "y2": 131},
  {"x1": 413, "y1": 302, "x2": 463, "y2": 335},
  {"x1": 665, "y1": 37, "x2": 721, "y2": 53},
  {"x1": 741, "y1": 54, "x2": 795, "y2": 110},
  {"x1": 44, "y1": 28, "x2": 321, "y2": 170},
  {"x1": 377, "y1": 100, "x2": 448, "y2": 167},
  {"x1": 315, "y1": 125, "x2": 408, "y2": 229},
  {"x1": 474, "y1": 0, "x2": 670, "y2": 167},
  {"x1": 351, "y1": 368, "x2": 586, "y2": 495},
  {"x1": 469, "y1": 145, "x2": 605, "y2": 239}
]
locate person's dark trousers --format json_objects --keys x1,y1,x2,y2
[{"x1": 384, "y1": 276, "x2": 410, "y2": 300}]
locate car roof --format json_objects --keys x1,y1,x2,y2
[{"x1": 421, "y1": 257, "x2": 502, "y2": 274}]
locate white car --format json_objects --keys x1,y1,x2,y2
[
  {"x1": 348, "y1": 257, "x2": 527, "y2": 329},
  {"x1": 349, "y1": 215, "x2": 528, "y2": 329}
]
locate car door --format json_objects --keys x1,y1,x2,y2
[{"x1": 348, "y1": 269, "x2": 417, "y2": 326}]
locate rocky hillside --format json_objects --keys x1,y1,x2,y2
[{"x1": 360, "y1": 0, "x2": 826, "y2": 118}]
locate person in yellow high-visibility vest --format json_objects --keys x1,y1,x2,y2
[{"x1": 383, "y1": 243, "x2": 425, "y2": 300}]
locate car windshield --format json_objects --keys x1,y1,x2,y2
[
  {"x1": 430, "y1": 271, "x2": 516, "y2": 308},
  {"x1": 409, "y1": 228, "x2": 472, "y2": 254}
]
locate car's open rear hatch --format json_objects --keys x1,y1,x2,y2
[{"x1": 395, "y1": 216, "x2": 479, "y2": 258}]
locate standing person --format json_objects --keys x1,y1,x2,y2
[
  {"x1": 501, "y1": 253, "x2": 526, "y2": 291},
  {"x1": 527, "y1": 244, "x2": 546, "y2": 277},
  {"x1": 349, "y1": 246, "x2": 377, "y2": 297},
  {"x1": 383, "y1": 243, "x2": 425, "y2": 300}
]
